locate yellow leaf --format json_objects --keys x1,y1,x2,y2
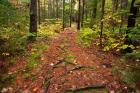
[
  {"x1": 116, "y1": 49, "x2": 120, "y2": 51},
  {"x1": 118, "y1": 20, "x2": 122, "y2": 23}
]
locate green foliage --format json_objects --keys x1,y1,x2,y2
[
  {"x1": 135, "y1": 0, "x2": 140, "y2": 4},
  {"x1": 122, "y1": 69, "x2": 140, "y2": 85},
  {"x1": 113, "y1": 59, "x2": 140, "y2": 89},
  {"x1": 0, "y1": 3, "x2": 13, "y2": 25},
  {"x1": 0, "y1": 1, "x2": 29, "y2": 57},
  {"x1": 77, "y1": 28, "x2": 97, "y2": 47},
  {"x1": 38, "y1": 24, "x2": 61, "y2": 38},
  {"x1": 25, "y1": 43, "x2": 48, "y2": 71},
  {"x1": 0, "y1": 73, "x2": 16, "y2": 90},
  {"x1": 86, "y1": 0, "x2": 99, "y2": 9},
  {"x1": 9, "y1": 57, "x2": 17, "y2": 65},
  {"x1": 26, "y1": 54, "x2": 40, "y2": 69},
  {"x1": 21, "y1": 0, "x2": 30, "y2": 3},
  {"x1": 128, "y1": 27, "x2": 140, "y2": 43},
  {"x1": 65, "y1": 53, "x2": 76, "y2": 62},
  {"x1": 44, "y1": 79, "x2": 51, "y2": 89},
  {"x1": 32, "y1": 42, "x2": 48, "y2": 53},
  {"x1": 60, "y1": 46, "x2": 76, "y2": 65},
  {"x1": 0, "y1": 2, "x2": 29, "y2": 26},
  {"x1": 0, "y1": 0, "x2": 11, "y2": 6},
  {"x1": 93, "y1": 23, "x2": 136, "y2": 52},
  {"x1": 125, "y1": 49, "x2": 140, "y2": 60},
  {"x1": 0, "y1": 27, "x2": 28, "y2": 57}
]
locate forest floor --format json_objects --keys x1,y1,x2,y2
[{"x1": 1, "y1": 28, "x2": 132, "y2": 93}]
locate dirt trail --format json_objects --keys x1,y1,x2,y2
[{"x1": 4, "y1": 28, "x2": 122, "y2": 93}]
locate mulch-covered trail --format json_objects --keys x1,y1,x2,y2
[{"x1": 4, "y1": 28, "x2": 125, "y2": 93}]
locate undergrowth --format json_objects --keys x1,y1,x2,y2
[
  {"x1": 77, "y1": 28, "x2": 97, "y2": 47},
  {"x1": 38, "y1": 24, "x2": 61, "y2": 38},
  {"x1": 112, "y1": 59, "x2": 140, "y2": 91},
  {"x1": 125, "y1": 49, "x2": 140, "y2": 60},
  {"x1": 25, "y1": 42, "x2": 48, "y2": 72}
]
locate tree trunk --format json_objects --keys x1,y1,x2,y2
[
  {"x1": 127, "y1": 0, "x2": 138, "y2": 29},
  {"x1": 119, "y1": 0, "x2": 128, "y2": 32},
  {"x1": 90, "y1": 1, "x2": 97, "y2": 28},
  {"x1": 56, "y1": 0, "x2": 59, "y2": 19},
  {"x1": 52, "y1": 0, "x2": 55, "y2": 18},
  {"x1": 48, "y1": 0, "x2": 50, "y2": 18},
  {"x1": 49, "y1": 0, "x2": 53, "y2": 18},
  {"x1": 38, "y1": 0, "x2": 41, "y2": 24},
  {"x1": 85, "y1": 1, "x2": 88, "y2": 21},
  {"x1": 81, "y1": 0, "x2": 85, "y2": 27},
  {"x1": 100, "y1": 0, "x2": 105, "y2": 48},
  {"x1": 62, "y1": 0, "x2": 65, "y2": 30},
  {"x1": 77, "y1": 0, "x2": 81, "y2": 30},
  {"x1": 112, "y1": 0, "x2": 119, "y2": 13},
  {"x1": 124, "y1": 0, "x2": 138, "y2": 53},
  {"x1": 70, "y1": 0, "x2": 73, "y2": 27},
  {"x1": 29, "y1": 0, "x2": 37, "y2": 39},
  {"x1": 44, "y1": 0, "x2": 46, "y2": 20}
]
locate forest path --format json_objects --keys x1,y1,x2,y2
[
  {"x1": 6, "y1": 28, "x2": 120, "y2": 93},
  {"x1": 43, "y1": 28, "x2": 111, "y2": 93}
]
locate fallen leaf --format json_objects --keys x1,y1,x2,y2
[
  {"x1": 110, "y1": 90, "x2": 115, "y2": 93},
  {"x1": 33, "y1": 87, "x2": 38, "y2": 92},
  {"x1": 39, "y1": 76, "x2": 43, "y2": 79},
  {"x1": 22, "y1": 90, "x2": 31, "y2": 93}
]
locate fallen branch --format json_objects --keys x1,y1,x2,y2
[
  {"x1": 71, "y1": 65, "x2": 96, "y2": 71},
  {"x1": 53, "y1": 60, "x2": 63, "y2": 67},
  {"x1": 65, "y1": 84, "x2": 106, "y2": 92},
  {"x1": 53, "y1": 59, "x2": 77, "y2": 68},
  {"x1": 45, "y1": 65, "x2": 97, "y2": 92}
]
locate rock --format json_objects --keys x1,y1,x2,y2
[
  {"x1": 102, "y1": 63, "x2": 112, "y2": 68},
  {"x1": 1, "y1": 88, "x2": 8, "y2": 93},
  {"x1": 50, "y1": 63, "x2": 54, "y2": 66},
  {"x1": 1, "y1": 87, "x2": 13, "y2": 93},
  {"x1": 136, "y1": 59, "x2": 140, "y2": 62}
]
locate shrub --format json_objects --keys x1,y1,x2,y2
[
  {"x1": 122, "y1": 69, "x2": 140, "y2": 85},
  {"x1": 125, "y1": 49, "x2": 140, "y2": 60},
  {"x1": 0, "y1": 1, "x2": 29, "y2": 57},
  {"x1": 77, "y1": 28, "x2": 97, "y2": 47},
  {"x1": 38, "y1": 24, "x2": 61, "y2": 38}
]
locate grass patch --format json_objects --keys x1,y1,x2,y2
[
  {"x1": 25, "y1": 42, "x2": 48, "y2": 72},
  {"x1": 121, "y1": 69, "x2": 140, "y2": 86},
  {"x1": 0, "y1": 73, "x2": 16, "y2": 90},
  {"x1": 59, "y1": 41, "x2": 76, "y2": 66},
  {"x1": 9, "y1": 57, "x2": 17, "y2": 65},
  {"x1": 112, "y1": 59, "x2": 140, "y2": 90}
]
